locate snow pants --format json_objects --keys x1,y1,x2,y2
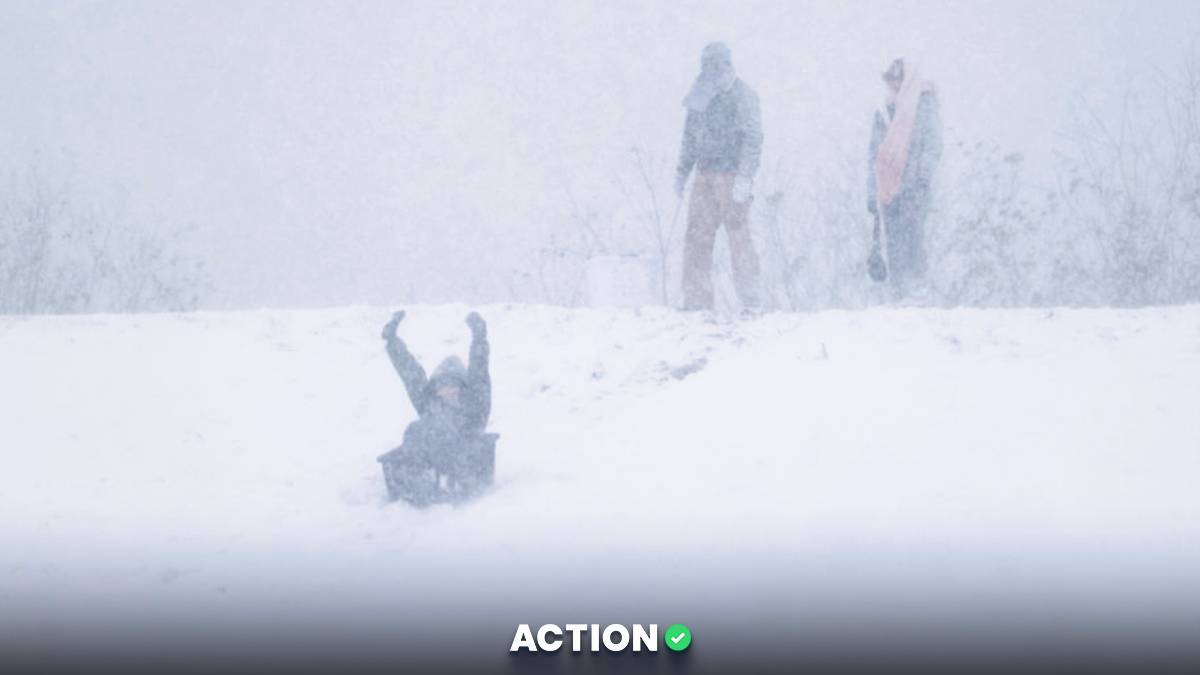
[
  {"x1": 682, "y1": 172, "x2": 761, "y2": 311},
  {"x1": 882, "y1": 186, "x2": 931, "y2": 298}
]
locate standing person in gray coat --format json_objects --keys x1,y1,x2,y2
[
  {"x1": 381, "y1": 310, "x2": 491, "y2": 472},
  {"x1": 867, "y1": 58, "x2": 943, "y2": 298},
  {"x1": 674, "y1": 42, "x2": 764, "y2": 313}
]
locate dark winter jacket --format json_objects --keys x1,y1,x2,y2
[
  {"x1": 676, "y1": 79, "x2": 763, "y2": 180},
  {"x1": 385, "y1": 330, "x2": 491, "y2": 455},
  {"x1": 867, "y1": 91, "x2": 943, "y2": 207}
]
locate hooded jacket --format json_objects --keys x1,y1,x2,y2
[
  {"x1": 385, "y1": 329, "x2": 491, "y2": 447},
  {"x1": 676, "y1": 44, "x2": 763, "y2": 182}
]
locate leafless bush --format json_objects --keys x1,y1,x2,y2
[
  {"x1": 925, "y1": 143, "x2": 1046, "y2": 307},
  {"x1": 512, "y1": 145, "x2": 683, "y2": 307},
  {"x1": 752, "y1": 156, "x2": 873, "y2": 311},
  {"x1": 1055, "y1": 56, "x2": 1200, "y2": 306},
  {"x1": 0, "y1": 167, "x2": 207, "y2": 314}
]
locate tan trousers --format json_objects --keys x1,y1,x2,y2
[{"x1": 682, "y1": 172, "x2": 761, "y2": 310}]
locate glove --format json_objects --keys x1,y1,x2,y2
[
  {"x1": 731, "y1": 176, "x2": 753, "y2": 204},
  {"x1": 381, "y1": 310, "x2": 405, "y2": 340},
  {"x1": 465, "y1": 311, "x2": 487, "y2": 338},
  {"x1": 673, "y1": 171, "x2": 687, "y2": 199}
]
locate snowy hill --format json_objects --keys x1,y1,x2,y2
[{"x1": 3, "y1": 304, "x2": 1199, "y2": 668}]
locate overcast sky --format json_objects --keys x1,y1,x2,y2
[{"x1": 2, "y1": 0, "x2": 1197, "y2": 308}]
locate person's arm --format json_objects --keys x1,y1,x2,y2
[
  {"x1": 675, "y1": 110, "x2": 699, "y2": 194},
  {"x1": 463, "y1": 312, "x2": 492, "y2": 431},
  {"x1": 382, "y1": 311, "x2": 430, "y2": 416},
  {"x1": 867, "y1": 110, "x2": 887, "y2": 214},
  {"x1": 736, "y1": 87, "x2": 763, "y2": 180}
]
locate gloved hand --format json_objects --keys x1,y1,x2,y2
[
  {"x1": 381, "y1": 310, "x2": 405, "y2": 340},
  {"x1": 731, "y1": 176, "x2": 753, "y2": 204},
  {"x1": 465, "y1": 311, "x2": 487, "y2": 338},
  {"x1": 673, "y1": 171, "x2": 688, "y2": 200}
]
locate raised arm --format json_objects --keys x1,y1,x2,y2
[
  {"x1": 382, "y1": 310, "x2": 430, "y2": 416},
  {"x1": 464, "y1": 311, "x2": 492, "y2": 431}
]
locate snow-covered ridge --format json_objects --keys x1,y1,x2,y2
[{"x1": 2, "y1": 304, "x2": 1198, "y2": 623}]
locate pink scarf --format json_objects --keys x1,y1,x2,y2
[{"x1": 873, "y1": 69, "x2": 937, "y2": 207}]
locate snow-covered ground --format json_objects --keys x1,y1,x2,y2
[{"x1": 2, "y1": 304, "x2": 1199, "y2": 661}]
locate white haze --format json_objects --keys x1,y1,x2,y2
[{"x1": 1, "y1": 0, "x2": 1197, "y2": 308}]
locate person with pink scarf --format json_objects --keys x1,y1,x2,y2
[{"x1": 867, "y1": 58, "x2": 943, "y2": 297}]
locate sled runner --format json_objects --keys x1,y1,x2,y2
[{"x1": 378, "y1": 433, "x2": 498, "y2": 507}]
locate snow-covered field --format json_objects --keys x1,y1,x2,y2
[{"x1": 2, "y1": 304, "x2": 1199, "y2": 663}]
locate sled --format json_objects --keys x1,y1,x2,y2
[{"x1": 377, "y1": 433, "x2": 498, "y2": 507}]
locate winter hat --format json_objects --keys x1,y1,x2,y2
[
  {"x1": 427, "y1": 356, "x2": 467, "y2": 391},
  {"x1": 683, "y1": 42, "x2": 737, "y2": 111},
  {"x1": 701, "y1": 41, "x2": 733, "y2": 70},
  {"x1": 882, "y1": 57, "x2": 905, "y2": 84}
]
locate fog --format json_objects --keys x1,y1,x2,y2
[
  {"x1": 1, "y1": 0, "x2": 1197, "y2": 309},
  {"x1": 4, "y1": 6, "x2": 1200, "y2": 672}
]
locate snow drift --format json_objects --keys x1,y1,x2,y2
[{"x1": 2, "y1": 304, "x2": 1198, "y2": 670}]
